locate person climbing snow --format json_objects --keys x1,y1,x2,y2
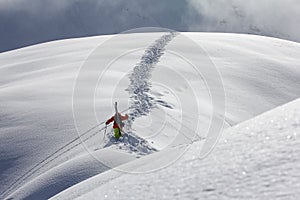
[{"x1": 105, "y1": 102, "x2": 129, "y2": 140}]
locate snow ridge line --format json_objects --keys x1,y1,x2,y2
[{"x1": 127, "y1": 32, "x2": 178, "y2": 121}]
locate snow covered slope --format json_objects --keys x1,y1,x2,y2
[
  {"x1": 0, "y1": 32, "x2": 300, "y2": 199},
  {"x1": 55, "y1": 97, "x2": 300, "y2": 200}
]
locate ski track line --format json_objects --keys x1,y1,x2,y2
[
  {"x1": 3, "y1": 106, "x2": 129, "y2": 199},
  {"x1": 2, "y1": 123, "x2": 106, "y2": 199}
]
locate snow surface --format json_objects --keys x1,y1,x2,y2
[
  {"x1": 55, "y1": 97, "x2": 300, "y2": 200},
  {"x1": 0, "y1": 32, "x2": 300, "y2": 199}
]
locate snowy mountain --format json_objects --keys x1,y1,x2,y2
[
  {"x1": 0, "y1": 32, "x2": 299, "y2": 199},
  {"x1": 1, "y1": 0, "x2": 300, "y2": 52}
]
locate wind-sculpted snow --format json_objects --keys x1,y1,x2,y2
[
  {"x1": 64, "y1": 98, "x2": 300, "y2": 200},
  {"x1": 1, "y1": 32, "x2": 300, "y2": 200},
  {"x1": 127, "y1": 32, "x2": 177, "y2": 121}
]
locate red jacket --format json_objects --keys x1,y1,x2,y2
[{"x1": 106, "y1": 113, "x2": 128, "y2": 128}]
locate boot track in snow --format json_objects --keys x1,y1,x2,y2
[
  {"x1": 3, "y1": 32, "x2": 178, "y2": 199},
  {"x1": 127, "y1": 32, "x2": 178, "y2": 121},
  {"x1": 103, "y1": 32, "x2": 178, "y2": 153}
]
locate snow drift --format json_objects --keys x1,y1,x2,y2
[
  {"x1": 0, "y1": 32, "x2": 299, "y2": 199},
  {"x1": 55, "y1": 97, "x2": 300, "y2": 200}
]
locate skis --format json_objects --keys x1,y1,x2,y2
[{"x1": 114, "y1": 102, "x2": 124, "y2": 139}]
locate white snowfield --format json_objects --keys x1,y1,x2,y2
[
  {"x1": 53, "y1": 97, "x2": 300, "y2": 200},
  {"x1": 0, "y1": 32, "x2": 299, "y2": 200}
]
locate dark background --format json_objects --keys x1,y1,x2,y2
[{"x1": 0, "y1": 0, "x2": 299, "y2": 52}]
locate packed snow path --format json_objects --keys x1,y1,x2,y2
[
  {"x1": 127, "y1": 32, "x2": 177, "y2": 120},
  {"x1": 103, "y1": 32, "x2": 178, "y2": 153}
]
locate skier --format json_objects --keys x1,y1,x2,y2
[{"x1": 105, "y1": 102, "x2": 129, "y2": 140}]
